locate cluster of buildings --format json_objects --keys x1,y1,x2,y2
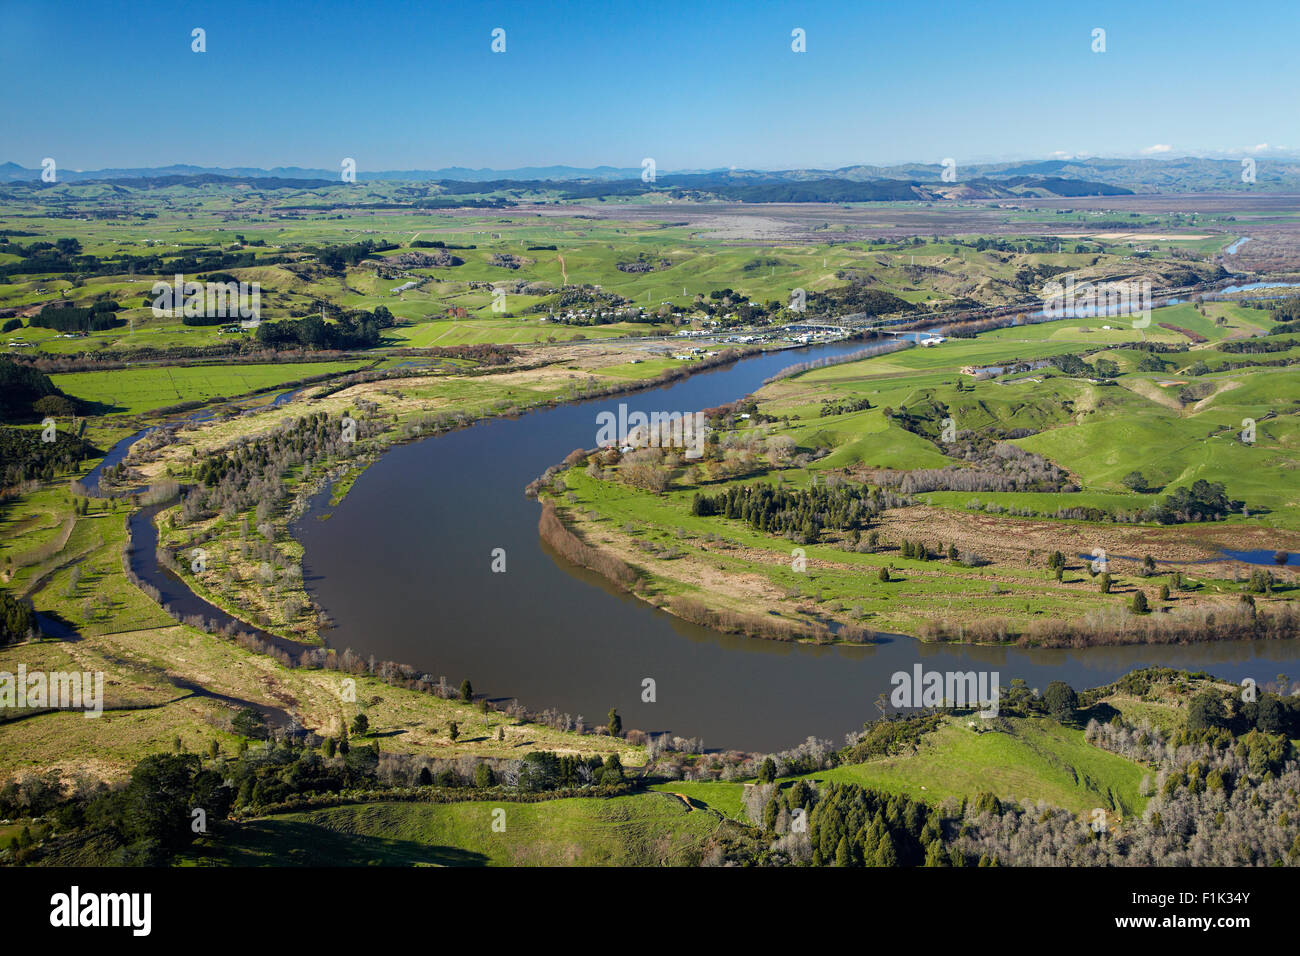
[
  {"x1": 717, "y1": 323, "x2": 852, "y2": 346},
  {"x1": 671, "y1": 346, "x2": 711, "y2": 360}
]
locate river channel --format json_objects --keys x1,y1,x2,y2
[{"x1": 278, "y1": 340, "x2": 1300, "y2": 751}]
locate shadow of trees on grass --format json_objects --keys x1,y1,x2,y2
[{"x1": 200, "y1": 820, "x2": 490, "y2": 867}]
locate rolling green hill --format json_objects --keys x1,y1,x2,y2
[{"x1": 183, "y1": 793, "x2": 728, "y2": 867}]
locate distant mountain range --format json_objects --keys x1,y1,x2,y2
[
  {"x1": 0, "y1": 162, "x2": 649, "y2": 184},
  {"x1": 3, "y1": 156, "x2": 1299, "y2": 198}
]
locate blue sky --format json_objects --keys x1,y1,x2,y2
[{"x1": 3, "y1": 0, "x2": 1297, "y2": 172}]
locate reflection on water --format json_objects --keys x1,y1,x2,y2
[
  {"x1": 1216, "y1": 281, "x2": 1300, "y2": 294},
  {"x1": 1222, "y1": 549, "x2": 1298, "y2": 567}
]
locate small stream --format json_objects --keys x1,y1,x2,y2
[{"x1": 82, "y1": 386, "x2": 307, "y2": 496}]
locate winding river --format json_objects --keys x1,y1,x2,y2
[{"x1": 272, "y1": 341, "x2": 1300, "y2": 751}]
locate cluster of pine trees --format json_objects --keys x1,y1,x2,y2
[
  {"x1": 900, "y1": 539, "x2": 935, "y2": 560},
  {"x1": 516, "y1": 751, "x2": 624, "y2": 791},
  {"x1": 1150, "y1": 479, "x2": 1236, "y2": 523},
  {"x1": 0, "y1": 358, "x2": 66, "y2": 420},
  {"x1": 691, "y1": 481, "x2": 880, "y2": 544},
  {"x1": 789, "y1": 781, "x2": 938, "y2": 866},
  {"x1": 253, "y1": 305, "x2": 395, "y2": 351},
  {"x1": 0, "y1": 426, "x2": 96, "y2": 486},
  {"x1": 0, "y1": 589, "x2": 37, "y2": 645},
  {"x1": 29, "y1": 301, "x2": 123, "y2": 334},
  {"x1": 819, "y1": 396, "x2": 872, "y2": 417},
  {"x1": 308, "y1": 239, "x2": 397, "y2": 272}
]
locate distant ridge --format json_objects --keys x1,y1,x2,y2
[
  {"x1": 0, "y1": 162, "x2": 654, "y2": 184},
  {"x1": 4, "y1": 155, "x2": 1300, "y2": 195}
]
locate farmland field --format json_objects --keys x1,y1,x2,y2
[{"x1": 50, "y1": 360, "x2": 367, "y2": 414}]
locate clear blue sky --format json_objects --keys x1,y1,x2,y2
[{"x1": 4, "y1": 0, "x2": 1297, "y2": 172}]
